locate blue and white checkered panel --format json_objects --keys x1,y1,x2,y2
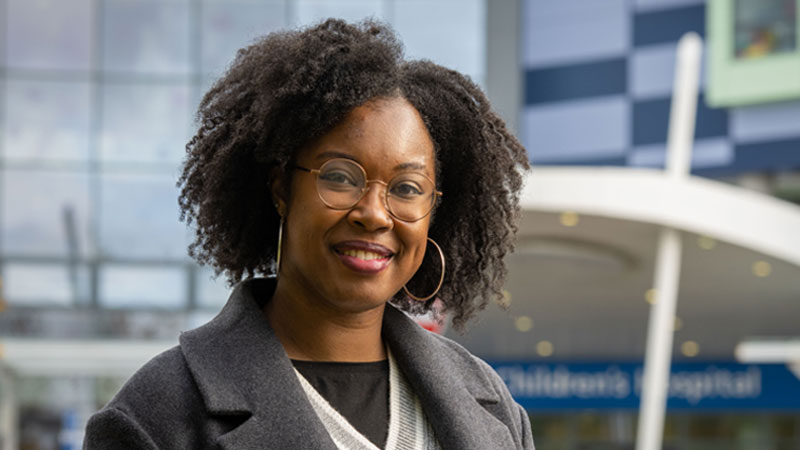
[
  {"x1": 731, "y1": 102, "x2": 800, "y2": 142},
  {"x1": 628, "y1": 138, "x2": 733, "y2": 169},
  {"x1": 521, "y1": 97, "x2": 629, "y2": 164},
  {"x1": 633, "y1": 0, "x2": 705, "y2": 13},
  {"x1": 521, "y1": 0, "x2": 629, "y2": 165},
  {"x1": 521, "y1": 0, "x2": 800, "y2": 176},
  {"x1": 629, "y1": 42, "x2": 709, "y2": 101},
  {"x1": 521, "y1": 0, "x2": 629, "y2": 69}
]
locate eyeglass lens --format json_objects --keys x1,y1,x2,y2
[{"x1": 315, "y1": 159, "x2": 435, "y2": 221}]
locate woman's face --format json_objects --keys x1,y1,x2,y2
[{"x1": 275, "y1": 97, "x2": 436, "y2": 314}]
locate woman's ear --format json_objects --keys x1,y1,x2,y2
[{"x1": 269, "y1": 167, "x2": 288, "y2": 217}]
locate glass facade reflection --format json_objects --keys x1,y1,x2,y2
[
  {"x1": 4, "y1": 80, "x2": 92, "y2": 162},
  {"x1": 6, "y1": 0, "x2": 94, "y2": 71},
  {"x1": 1, "y1": 0, "x2": 486, "y2": 317}
]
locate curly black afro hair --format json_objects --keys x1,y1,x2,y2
[{"x1": 178, "y1": 19, "x2": 529, "y2": 329}]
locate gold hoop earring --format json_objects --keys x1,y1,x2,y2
[
  {"x1": 276, "y1": 216, "x2": 284, "y2": 277},
  {"x1": 403, "y1": 237, "x2": 445, "y2": 302}
]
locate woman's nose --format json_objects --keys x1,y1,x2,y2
[{"x1": 347, "y1": 182, "x2": 393, "y2": 231}]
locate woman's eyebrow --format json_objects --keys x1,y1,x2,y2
[
  {"x1": 394, "y1": 161, "x2": 426, "y2": 171},
  {"x1": 315, "y1": 150, "x2": 356, "y2": 161},
  {"x1": 315, "y1": 151, "x2": 427, "y2": 172}
]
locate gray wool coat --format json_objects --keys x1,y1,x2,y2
[{"x1": 84, "y1": 278, "x2": 535, "y2": 450}]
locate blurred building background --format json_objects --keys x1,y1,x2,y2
[{"x1": 0, "y1": 0, "x2": 798, "y2": 449}]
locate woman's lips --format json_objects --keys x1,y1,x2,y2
[{"x1": 333, "y1": 241, "x2": 394, "y2": 274}]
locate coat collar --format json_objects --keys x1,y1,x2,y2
[
  {"x1": 179, "y1": 278, "x2": 336, "y2": 449},
  {"x1": 179, "y1": 278, "x2": 514, "y2": 450}
]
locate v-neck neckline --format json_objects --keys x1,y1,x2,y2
[{"x1": 294, "y1": 349, "x2": 439, "y2": 450}]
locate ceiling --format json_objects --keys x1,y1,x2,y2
[{"x1": 448, "y1": 210, "x2": 800, "y2": 362}]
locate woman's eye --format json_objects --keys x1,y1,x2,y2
[
  {"x1": 391, "y1": 182, "x2": 424, "y2": 198},
  {"x1": 320, "y1": 170, "x2": 357, "y2": 186}
]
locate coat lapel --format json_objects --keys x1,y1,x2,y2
[
  {"x1": 383, "y1": 306, "x2": 517, "y2": 450},
  {"x1": 179, "y1": 278, "x2": 516, "y2": 450},
  {"x1": 179, "y1": 278, "x2": 338, "y2": 450}
]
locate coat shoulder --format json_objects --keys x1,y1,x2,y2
[
  {"x1": 423, "y1": 332, "x2": 535, "y2": 449},
  {"x1": 110, "y1": 346, "x2": 203, "y2": 414},
  {"x1": 84, "y1": 346, "x2": 214, "y2": 449},
  {"x1": 425, "y1": 331, "x2": 507, "y2": 391}
]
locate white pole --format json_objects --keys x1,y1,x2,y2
[
  {"x1": 635, "y1": 32, "x2": 702, "y2": 450},
  {"x1": 0, "y1": 366, "x2": 18, "y2": 450},
  {"x1": 636, "y1": 228, "x2": 682, "y2": 450},
  {"x1": 665, "y1": 32, "x2": 702, "y2": 180}
]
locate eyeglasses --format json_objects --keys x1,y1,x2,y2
[{"x1": 294, "y1": 158, "x2": 442, "y2": 222}]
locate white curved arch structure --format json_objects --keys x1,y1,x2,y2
[{"x1": 521, "y1": 166, "x2": 800, "y2": 268}]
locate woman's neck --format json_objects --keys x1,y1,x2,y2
[{"x1": 264, "y1": 279, "x2": 388, "y2": 362}]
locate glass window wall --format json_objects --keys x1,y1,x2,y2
[{"x1": 0, "y1": 0, "x2": 487, "y2": 318}]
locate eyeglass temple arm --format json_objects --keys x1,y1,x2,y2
[{"x1": 293, "y1": 165, "x2": 316, "y2": 174}]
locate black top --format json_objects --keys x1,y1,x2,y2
[{"x1": 292, "y1": 359, "x2": 390, "y2": 448}]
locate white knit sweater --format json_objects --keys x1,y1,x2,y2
[{"x1": 295, "y1": 350, "x2": 442, "y2": 450}]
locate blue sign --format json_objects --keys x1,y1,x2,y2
[{"x1": 489, "y1": 362, "x2": 800, "y2": 411}]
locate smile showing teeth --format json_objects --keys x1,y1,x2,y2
[{"x1": 340, "y1": 249, "x2": 387, "y2": 260}]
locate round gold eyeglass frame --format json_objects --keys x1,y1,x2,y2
[{"x1": 294, "y1": 158, "x2": 442, "y2": 223}]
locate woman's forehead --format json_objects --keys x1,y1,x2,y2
[{"x1": 301, "y1": 98, "x2": 435, "y2": 175}]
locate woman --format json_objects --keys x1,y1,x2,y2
[{"x1": 85, "y1": 19, "x2": 532, "y2": 450}]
